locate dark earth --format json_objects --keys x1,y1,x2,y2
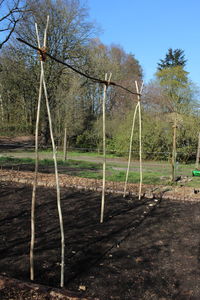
[
  {"x1": 0, "y1": 136, "x2": 200, "y2": 299},
  {"x1": 1, "y1": 180, "x2": 200, "y2": 299}
]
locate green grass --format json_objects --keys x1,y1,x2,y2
[
  {"x1": 106, "y1": 170, "x2": 170, "y2": 185},
  {"x1": 0, "y1": 156, "x2": 35, "y2": 165},
  {"x1": 0, "y1": 156, "x2": 101, "y2": 169},
  {"x1": 39, "y1": 149, "x2": 121, "y2": 159},
  {"x1": 0, "y1": 155, "x2": 199, "y2": 187},
  {"x1": 182, "y1": 177, "x2": 200, "y2": 188}
]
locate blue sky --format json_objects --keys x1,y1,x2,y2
[{"x1": 82, "y1": 0, "x2": 200, "y2": 87}]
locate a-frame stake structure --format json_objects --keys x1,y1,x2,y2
[
  {"x1": 123, "y1": 81, "x2": 143, "y2": 199},
  {"x1": 31, "y1": 17, "x2": 65, "y2": 288},
  {"x1": 30, "y1": 16, "x2": 49, "y2": 282}
]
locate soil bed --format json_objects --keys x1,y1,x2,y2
[{"x1": 1, "y1": 180, "x2": 200, "y2": 299}]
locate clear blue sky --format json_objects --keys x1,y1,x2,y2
[{"x1": 82, "y1": 0, "x2": 200, "y2": 87}]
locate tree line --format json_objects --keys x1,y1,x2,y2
[{"x1": 0, "y1": 0, "x2": 199, "y2": 162}]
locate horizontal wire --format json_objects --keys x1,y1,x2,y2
[{"x1": 17, "y1": 37, "x2": 141, "y2": 97}]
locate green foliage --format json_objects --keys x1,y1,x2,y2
[
  {"x1": 156, "y1": 49, "x2": 193, "y2": 116},
  {"x1": 156, "y1": 66, "x2": 188, "y2": 89},
  {"x1": 0, "y1": 6, "x2": 200, "y2": 164},
  {"x1": 75, "y1": 130, "x2": 99, "y2": 150},
  {"x1": 176, "y1": 114, "x2": 200, "y2": 162},
  {"x1": 156, "y1": 66, "x2": 191, "y2": 113},
  {"x1": 157, "y1": 48, "x2": 187, "y2": 70},
  {"x1": 103, "y1": 106, "x2": 200, "y2": 163},
  {"x1": 142, "y1": 115, "x2": 171, "y2": 160},
  {"x1": 105, "y1": 108, "x2": 172, "y2": 161}
]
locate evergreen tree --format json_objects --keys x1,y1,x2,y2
[
  {"x1": 156, "y1": 48, "x2": 189, "y2": 113},
  {"x1": 157, "y1": 48, "x2": 187, "y2": 70}
]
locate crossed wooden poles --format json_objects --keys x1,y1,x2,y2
[
  {"x1": 123, "y1": 81, "x2": 144, "y2": 199},
  {"x1": 30, "y1": 16, "x2": 65, "y2": 287},
  {"x1": 29, "y1": 17, "x2": 143, "y2": 288},
  {"x1": 100, "y1": 79, "x2": 143, "y2": 222}
]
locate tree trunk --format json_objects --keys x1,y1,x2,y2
[{"x1": 195, "y1": 132, "x2": 200, "y2": 170}]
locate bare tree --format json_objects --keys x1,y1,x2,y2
[{"x1": 0, "y1": 0, "x2": 26, "y2": 49}]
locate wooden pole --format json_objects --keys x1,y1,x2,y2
[
  {"x1": 123, "y1": 81, "x2": 143, "y2": 199},
  {"x1": 35, "y1": 17, "x2": 65, "y2": 288},
  {"x1": 30, "y1": 64, "x2": 43, "y2": 282},
  {"x1": 30, "y1": 18, "x2": 49, "y2": 282},
  {"x1": 100, "y1": 73, "x2": 112, "y2": 223},
  {"x1": 195, "y1": 132, "x2": 200, "y2": 170},
  {"x1": 123, "y1": 103, "x2": 139, "y2": 197},
  {"x1": 135, "y1": 81, "x2": 144, "y2": 200},
  {"x1": 100, "y1": 73, "x2": 107, "y2": 224},
  {"x1": 172, "y1": 115, "x2": 177, "y2": 182},
  {"x1": 0, "y1": 93, "x2": 4, "y2": 122},
  {"x1": 42, "y1": 62, "x2": 65, "y2": 288},
  {"x1": 63, "y1": 127, "x2": 67, "y2": 161}
]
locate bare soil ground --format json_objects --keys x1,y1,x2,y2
[
  {"x1": 1, "y1": 179, "x2": 200, "y2": 300},
  {"x1": 1, "y1": 136, "x2": 200, "y2": 299}
]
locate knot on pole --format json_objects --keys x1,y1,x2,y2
[
  {"x1": 172, "y1": 124, "x2": 178, "y2": 129},
  {"x1": 38, "y1": 47, "x2": 47, "y2": 61},
  {"x1": 105, "y1": 81, "x2": 110, "y2": 87}
]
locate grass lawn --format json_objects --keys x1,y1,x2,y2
[
  {"x1": 0, "y1": 155, "x2": 199, "y2": 187},
  {"x1": 39, "y1": 149, "x2": 122, "y2": 159}
]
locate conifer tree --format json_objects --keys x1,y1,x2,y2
[{"x1": 157, "y1": 48, "x2": 187, "y2": 70}]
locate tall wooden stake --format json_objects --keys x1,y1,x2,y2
[
  {"x1": 63, "y1": 127, "x2": 67, "y2": 161},
  {"x1": 42, "y1": 65, "x2": 65, "y2": 288},
  {"x1": 30, "y1": 17, "x2": 49, "y2": 282},
  {"x1": 100, "y1": 73, "x2": 112, "y2": 223},
  {"x1": 0, "y1": 94, "x2": 4, "y2": 122},
  {"x1": 123, "y1": 103, "x2": 139, "y2": 197},
  {"x1": 123, "y1": 81, "x2": 143, "y2": 199},
  {"x1": 195, "y1": 132, "x2": 200, "y2": 170},
  {"x1": 172, "y1": 115, "x2": 177, "y2": 182},
  {"x1": 135, "y1": 81, "x2": 143, "y2": 200},
  {"x1": 34, "y1": 17, "x2": 65, "y2": 288}
]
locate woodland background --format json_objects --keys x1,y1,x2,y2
[{"x1": 0, "y1": 0, "x2": 200, "y2": 162}]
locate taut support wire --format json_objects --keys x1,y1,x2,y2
[{"x1": 17, "y1": 37, "x2": 141, "y2": 97}]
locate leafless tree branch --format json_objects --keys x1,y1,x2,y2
[{"x1": 0, "y1": 0, "x2": 27, "y2": 49}]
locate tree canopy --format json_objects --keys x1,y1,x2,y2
[
  {"x1": 157, "y1": 48, "x2": 187, "y2": 70},
  {"x1": 0, "y1": 4, "x2": 200, "y2": 162},
  {"x1": 156, "y1": 48, "x2": 191, "y2": 114},
  {"x1": 0, "y1": 0, "x2": 142, "y2": 146}
]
